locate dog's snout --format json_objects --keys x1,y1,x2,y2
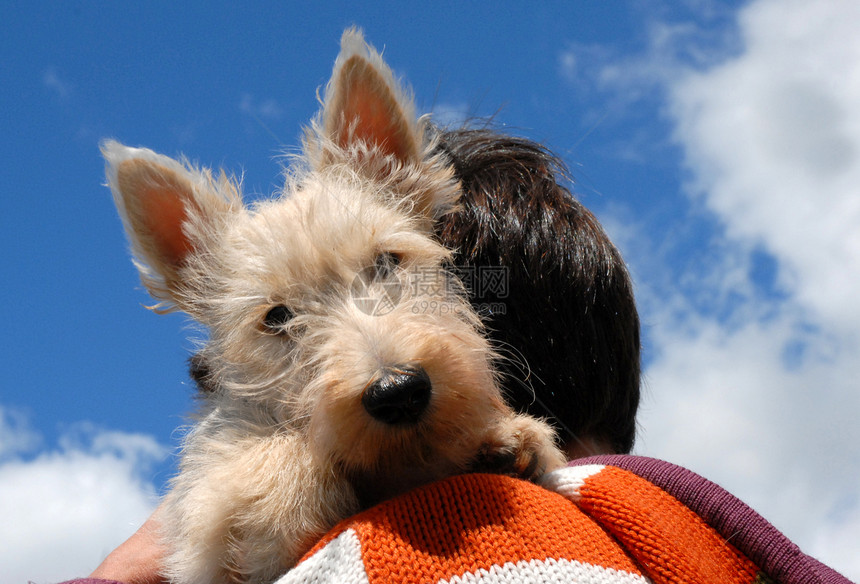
[{"x1": 362, "y1": 367, "x2": 431, "y2": 425}]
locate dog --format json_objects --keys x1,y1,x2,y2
[{"x1": 103, "y1": 28, "x2": 565, "y2": 584}]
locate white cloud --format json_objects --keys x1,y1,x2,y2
[
  {"x1": 429, "y1": 101, "x2": 471, "y2": 128},
  {"x1": 669, "y1": 0, "x2": 860, "y2": 335},
  {"x1": 580, "y1": 0, "x2": 860, "y2": 580},
  {"x1": 0, "y1": 407, "x2": 41, "y2": 459},
  {"x1": 0, "y1": 407, "x2": 166, "y2": 584},
  {"x1": 43, "y1": 67, "x2": 71, "y2": 99},
  {"x1": 240, "y1": 93, "x2": 284, "y2": 121},
  {"x1": 558, "y1": 17, "x2": 738, "y2": 111}
]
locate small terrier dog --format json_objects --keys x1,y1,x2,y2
[{"x1": 104, "y1": 29, "x2": 565, "y2": 584}]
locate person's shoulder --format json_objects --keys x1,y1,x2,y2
[
  {"x1": 562, "y1": 455, "x2": 855, "y2": 584},
  {"x1": 279, "y1": 472, "x2": 644, "y2": 584},
  {"x1": 283, "y1": 462, "x2": 855, "y2": 584}
]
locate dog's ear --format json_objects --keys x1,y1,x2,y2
[
  {"x1": 320, "y1": 27, "x2": 421, "y2": 165},
  {"x1": 311, "y1": 28, "x2": 460, "y2": 221},
  {"x1": 101, "y1": 140, "x2": 239, "y2": 310}
]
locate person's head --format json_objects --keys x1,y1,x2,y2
[{"x1": 436, "y1": 128, "x2": 641, "y2": 456}]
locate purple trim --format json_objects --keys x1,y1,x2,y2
[{"x1": 574, "y1": 455, "x2": 854, "y2": 584}]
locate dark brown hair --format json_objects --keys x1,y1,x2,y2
[{"x1": 435, "y1": 128, "x2": 640, "y2": 454}]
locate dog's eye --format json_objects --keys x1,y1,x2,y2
[
  {"x1": 262, "y1": 304, "x2": 293, "y2": 333},
  {"x1": 374, "y1": 251, "x2": 401, "y2": 279}
]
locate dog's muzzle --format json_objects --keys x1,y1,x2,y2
[{"x1": 362, "y1": 366, "x2": 431, "y2": 425}]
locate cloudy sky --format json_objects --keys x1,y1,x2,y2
[{"x1": 2, "y1": 1, "x2": 858, "y2": 581}]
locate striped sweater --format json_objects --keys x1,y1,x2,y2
[
  {"x1": 67, "y1": 456, "x2": 853, "y2": 584},
  {"x1": 278, "y1": 456, "x2": 852, "y2": 584}
]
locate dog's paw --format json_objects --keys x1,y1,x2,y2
[{"x1": 470, "y1": 414, "x2": 566, "y2": 481}]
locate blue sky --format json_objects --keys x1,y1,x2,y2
[{"x1": 2, "y1": 1, "x2": 859, "y2": 581}]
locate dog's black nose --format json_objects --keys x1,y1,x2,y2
[{"x1": 362, "y1": 367, "x2": 431, "y2": 425}]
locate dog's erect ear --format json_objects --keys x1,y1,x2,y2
[
  {"x1": 320, "y1": 28, "x2": 421, "y2": 165},
  {"x1": 102, "y1": 140, "x2": 238, "y2": 309},
  {"x1": 310, "y1": 28, "x2": 461, "y2": 221}
]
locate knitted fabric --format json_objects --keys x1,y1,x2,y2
[
  {"x1": 60, "y1": 457, "x2": 854, "y2": 584},
  {"x1": 278, "y1": 458, "x2": 854, "y2": 584},
  {"x1": 577, "y1": 456, "x2": 853, "y2": 584}
]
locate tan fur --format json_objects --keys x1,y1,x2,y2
[{"x1": 104, "y1": 28, "x2": 565, "y2": 584}]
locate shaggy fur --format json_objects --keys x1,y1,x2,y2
[
  {"x1": 192, "y1": 129, "x2": 643, "y2": 456},
  {"x1": 104, "y1": 28, "x2": 564, "y2": 584}
]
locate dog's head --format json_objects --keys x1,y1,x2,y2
[{"x1": 105, "y1": 29, "x2": 506, "y2": 500}]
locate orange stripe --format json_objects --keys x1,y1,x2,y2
[
  {"x1": 311, "y1": 473, "x2": 642, "y2": 584},
  {"x1": 577, "y1": 465, "x2": 761, "y2": 584}
]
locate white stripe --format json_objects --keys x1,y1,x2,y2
[
  {"x1": 440, "y1": 557, "x2": 650, "y2": 584},
  {"x1": 540, "y1": 464, "x2": 606, "y2": 502},
  {"x1": 274, "y1": 528, "x2": 369, "y2": 584}
]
